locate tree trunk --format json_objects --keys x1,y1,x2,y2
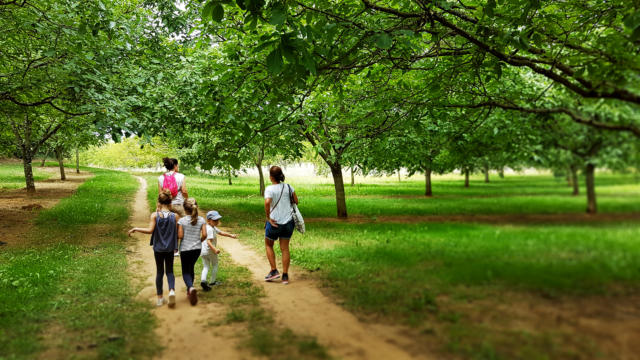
[
  {"x1": 257, "y1": 164, "x2": 265, "y2": 196},
  {"x1": 40, "y1": 148, "x2": 49, "y2": 167},
  {"x1": 483, "y1": 164, "x2": 490, "y2": 183},
  {"x1": 75, "y1": 147, "x2": 80, "y2": 173},
  {"x1": 570, "y1": 165, "x2": 579, "y2": 196},
  {"x1": 464, "y1": 169, "x2": 470, "y2": 188},
  {"x1": 498, "y1": 167, "x2": 504, "y2": 178},
  {"x1": 329, "y1": 162, "x2": 348, "y2": 218},
  {"x1": 566, "y1": 168, "x2": 572, "y2": 186},
  {"x1": 585, "y1": 163, "x2": 597, "y2": 214},
  {"x1": 55, "y1": 146, "x2": 66, "y2": 181},
  {"x1": 23, "y1": 152, "x2": 35, "y2": 193},
  {"x1": 227, "y1": 168, "x2": 232, "y2": 185},
  {"x1": 397, "y1": 170, "x2": 401, "y2": 182},
  {"x1": 350, "y1": 166, "x2": 355, "y2": 186},
  {"x1": 22, "y1": 113, "x2": 36, "y2": 193},
  {"x1": 256, "y1": 147, "x2": 265, "y2": 196},
  {"x1": 424, "y1": 167, "x2": 432, "y2": 197}
]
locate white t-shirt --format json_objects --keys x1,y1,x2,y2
[
  {"x1": 158, "y1": 172, "x2": 185, "y2": 205},
  {"x1": 177, "y1": 216, "x2": 205, "y2": 252},
  {"x1": 265, "y1": 183, "x2": 294, "y2": 224},
  {"x1": 201, "y1": 224, "x2": 221, "y2": 256}
]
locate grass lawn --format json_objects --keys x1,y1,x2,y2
[
  {"x1": 0, "y1": 165, "x2": 157, "y2": 359},
  {"x1": 146, "y1": 170, "x2": 640, "y2": 359},
  {"x1": 0, "y1": 163, "x2": 51, "y2": 189}
]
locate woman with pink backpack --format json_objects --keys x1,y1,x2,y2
[{"x1": 158, "y1": 157, "x2": 188, "y2": 218}]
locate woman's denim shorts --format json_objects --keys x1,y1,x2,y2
[{"x1": 265, "y1": 219, "x2": 295, "y2": 241}]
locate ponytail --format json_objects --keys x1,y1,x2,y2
[
  {"x1": 190, "y1": 204, "x2": 198, "y2": 226},
  {"x1": 184, "y1": 198, "x2": 199, "y2": 226}
]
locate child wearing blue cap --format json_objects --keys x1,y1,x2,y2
[{"x1": 200, "y1": 210, "x2": 237, "y2": 291}]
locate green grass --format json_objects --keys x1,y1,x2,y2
[
  {"x1": 0, "y1": 165, "x2": 157, "y2": 359},
  {"x1": 0, "y1": 163, "x2": 50, "y2": 189},
  {"x1": 145, "y1": 170, "x2": 640, "y2": 359},
  {"x1": 145, "y1": 172, "x2": 640, "y2": 220}
]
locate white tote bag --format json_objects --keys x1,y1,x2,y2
[{"x1": 288, "y1": 185, "x2": 305, "y2": 234}]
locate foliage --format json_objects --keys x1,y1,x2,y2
[{"x1": 78, "y1": 136, "x2": 179, "y2": 169}]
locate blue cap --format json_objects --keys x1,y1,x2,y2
[{"x1": 206, "y1": 210, "x2": 222, "y2": 220}]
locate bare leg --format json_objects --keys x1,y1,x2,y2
[
  {"x1": 265, "y1": 238, "x2": 277, "y2": 270},
  {"x1": 280, "y1": 238, "x2": 290, "y2": 274}
]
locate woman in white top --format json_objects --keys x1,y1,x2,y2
[
  {"x1": 263, "y1": 166, "x2": 298, "y2": 285},
  {"x1": 158, "y1": 157, "x2": 188, "y2": 217}
]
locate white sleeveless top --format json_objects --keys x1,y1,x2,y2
[{"x1": 158, "y1": 171, "x2": 185, "y2": 205}]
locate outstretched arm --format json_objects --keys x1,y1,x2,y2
[
  {"x1": 128, "y1": 213, "x2": 156, "y2": 236},
  {"x1": 218, "y1": 230, "x2": 237, "y2": 239}
]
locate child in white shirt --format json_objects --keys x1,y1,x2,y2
[{"x1": 201, "y1": 210, "x2": 237, "y2": 291}]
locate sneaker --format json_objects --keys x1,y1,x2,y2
[
  {"x1": 201, "y1": 281, "x2": 212, "y2": 292},
  {"x1": 209, "y1": 280, "x2": 222, "y2": 286},
  {"x1": 168, "y1": 290, "x2": 176, "y2": 308},
  {"x1": 265, "y1": 269, "x2": 280, "y2": 282},
  {"x1": 188, "y1": 287, "x2": 198, "y2": 306},
  {"x1": 156, "y1": 297, "x2": 166, "y2": 307},
  {"x1": 282, "y1": 273, "x2": 289, "y2": 285},
  {"x1": 174, "y1": 251, "x2": 180, "y2": 257}
]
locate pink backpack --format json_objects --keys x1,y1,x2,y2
[{"x1": 163, "y1": 173, "x2": 179, "y2": 198}]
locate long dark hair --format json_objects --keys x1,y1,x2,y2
[
  {"x1": 163, "y1": 157, "x2": 175, "y2": 171},
  {"x1": 269, "y1": 166, "x2": 285, "y2": 183}
]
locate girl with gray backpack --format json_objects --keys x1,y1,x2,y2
[{"x1": 128, "y1": 189, "x2": 178, "y2": 307}]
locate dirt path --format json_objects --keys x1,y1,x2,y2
[
  {"x1": 127, "y1": 176, "x2": 427, "y2": 360},
  {"x1": 220, "y1": 237, "x2": 429, "y2": 360},
  {"x1": 126, "y1": 177, "x2": 253, "y2": 360},
  {"x1": 0, "y1": 167, "x2": 93, "y2": 247}
]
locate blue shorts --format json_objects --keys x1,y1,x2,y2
[{"x1": 265, "y1": 220, "x2": 295, "y2": 241}]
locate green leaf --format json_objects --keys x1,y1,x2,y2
[
  {"x1": 266, "y1": 48, "x2": 283, "y2": 74},
  {"x1": 485, "y1": 0, "x2": 496, "y2": 17},
  {"x1": 623, "y1": 11, "x2": 640, "y2": 30},
  {"x1": 374, "y1": 33, "x2": 392, "y2": 49},
  {"x1": 302, "y1": 51, "x2": 317, "y2": 75},
  {"x1": 228, "y1": 155, "x2": 241, "y2": 169},
  {"x1": 203, "y1": 1, "x2": 215, "y2": 19},
  {"x1": 269, "y1": 6, "x2": 286, "y2": 26},
  {"x1": 632, "y1": 26, "x2": 640, "y2": 41},
  {"x1": 212, "y1": 3, "x2": 224, "y2": 22}
]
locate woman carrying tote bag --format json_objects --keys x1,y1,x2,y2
[{"x1": 263, "y1": 166, "x2": 298, "y2": 285}]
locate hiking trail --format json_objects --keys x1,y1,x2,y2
[{"x1": 127, "y1": 176, "x2": 428, "y2": 359}]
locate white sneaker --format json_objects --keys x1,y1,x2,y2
[
  {"x1": 156, "y1": 297, "x2": 166, "y2": 307},
  {"x1": 168, "y1": 290, "x2": 176, "y2": 308}
]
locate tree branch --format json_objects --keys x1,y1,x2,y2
[{"x1": 445, "y1": 101, "x2": 640, "y2": 137}]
